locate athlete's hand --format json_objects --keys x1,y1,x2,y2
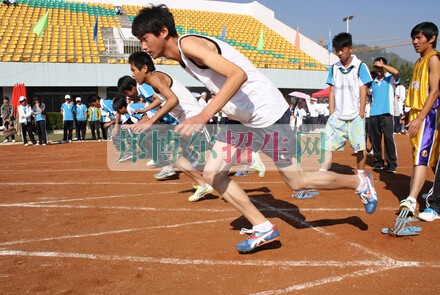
[
  {"x1": 131, "y1": 121, "x2": 153, "y2": 133},
  {"x1": 406, "y1": 117, "x2": 422, "y2": 137},
  {"x1": 174, "y1": 115, "x2": 206, "y2": 137}
]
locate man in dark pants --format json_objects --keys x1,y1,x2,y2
[
  {"x1": 368, "y1": 57, "x2": 399, "y2": 173},
  {"x1": 418, "y1": 157, "x2": 440, "y2": 221}
]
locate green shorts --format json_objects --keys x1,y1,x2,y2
[{"x1": 323, "y1": 115, "x2": 366, "y2": 152}]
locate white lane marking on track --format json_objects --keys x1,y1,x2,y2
[
  {"x1": 253, "y1": 199, "x2": 395, "y2": 263},
  {"x1": 251, "y1": 266, "x2": 401, "y2": 295},
  {"x1": 0, "y1": 250, "x2": 436, "y2": 269},
  {"x1": 0, "y1": 218, "x2": 233, "y2": 246}
]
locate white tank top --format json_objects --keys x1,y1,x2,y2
[
  {"x1": 153, "y1": 71, "x2": 203, "y2": 121},
  {"x1": 177, "y1": 34, "x2": 288, "y2": 128}
]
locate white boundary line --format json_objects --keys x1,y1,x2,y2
[
  {"x1": 0, "y1": 218, "x2": 233, "y2": 246},
  {"x1": 0, "y1": 250, "x2": 438, "y2": 269}
]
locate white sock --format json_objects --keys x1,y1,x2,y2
[
  {"x1": 318, "y1": 168, "x2": 327, "y2": 172},
  {"x1": 357, "y1": 169, "x2": 364, "y2": 175},
  {"x1": 355, "y1": 174, "x2": 366, "y2": 193},
  {"x1": 253, "y1": 220, "x2": 273, "y2": 232}
]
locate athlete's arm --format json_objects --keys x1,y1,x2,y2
[{"x1": 174, "y1": 37, "x2": 247, "y2": 136}]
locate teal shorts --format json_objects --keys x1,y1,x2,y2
[{"x1": 323, "y1": 115, "x2": 366, "y2": 152}]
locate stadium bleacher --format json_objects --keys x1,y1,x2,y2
[{"x1": 0, "y1": 0, "x2": 326, "y2": 70}]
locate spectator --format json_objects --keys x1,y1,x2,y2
[
  {"x1": 394, "y1": 83, "x2": 406, "y2": 134},
  {"x1": 1, "y1": 96, "x2": 14, "y2": 137},
  {"x1": 321, "y1": 32, "x2": 372, "y2": 175},
  {"x1": 198, "y1": 92, "x2": 208, "y2": 108},
  {"x1": 368, "y1": 57, "x2": 399, "y2": 173},
  {"x1": 60, "y1": 94, "x2": 75, "y2": 143},
  {"x1": 32, "y1": 97, "x2": 48, "y2": 145},
  {"x1": 399, "y1": 22, "x2": 440, "y2": 218},
  {"x1": 87, "y1": 97, "x2": 102, "y2": 141},
  {"x1": 74, "y1": 97, "x2": 87, "y2": 141},
  {"x1": 17, "y1": 96, "x2": 37, "y2": 146}
]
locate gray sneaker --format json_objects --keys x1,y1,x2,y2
[{"x1": 153, "y1": 166, "x2": 176, "y2": 179}]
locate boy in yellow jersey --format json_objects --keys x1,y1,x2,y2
[{"x1": 399, "y1": 22, "x2": 440, "y2": 219}]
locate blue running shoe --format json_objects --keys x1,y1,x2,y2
[
  {"x1": 236, "y1": 225, "x2": 279, "y2": 253},
  {"x1": 357, "y1": 172, "x2": 378, "y2": 214}
]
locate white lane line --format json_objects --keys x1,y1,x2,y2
[
  {"x1": 0, "y1": 203, "x2": 234, "y2": 212},
  {"x1": 0, "y1": 250, "x2": 437, "y2": 269},
  {"x1": 251, "y1": 266, "x2": 401, "y2": 295},
  {"x1": 0, "y1": 218, "x2": 233, "y2": 246}
]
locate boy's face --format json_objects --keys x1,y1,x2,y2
[
  {"x1": 123, "y1": 85, "x2": 138, "y2": 99},
  {"x1": 130, "y1": 63, "x2": 148, "y2": 85},
  {"x1": 412, "y1": 32, "x2": 435, "y2": 54},
  {"x1": 138, "y1": 30, "x2": 167, "y2": 59},
  {"x1": 117, "y1": 106, "x2": 128, "y2": 115},
  {"x1": 334, "y1": 46, "x2": 352, "y2": 64}
]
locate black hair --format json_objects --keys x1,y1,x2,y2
[
  {"x1": 33, "y1": 97, "x2": 40, "y2": 102},
  {"x1": 88, "y1": 94, "x2": 101, "y2": 104},
  {"x1": 132, "y1": 4, "x2": 178, "y2": 38},
  {"x1": 3, "y1": 96, "x2": 9, "y2": 101},
  {"x1": 112, "y1": 95, "x2": 128, "y2": 111},
  {"x1": 117, "y1": 76, "x2": 136, "y2": 93},
  {"x1": 129, "y1": 51, "x2": 156, "y2": 72},
  {"x1": 332, "y1": 32, "x2": 352, "y2": 48},
  {"x1": 373, "y1": 57, "x2": 388, "y2": 64},
  {"x1": 411, "y1": 22, "x2": 438, "y2": 48}
]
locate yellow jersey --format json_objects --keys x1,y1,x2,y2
[{"x1": 406, "y1": 50, "x2": 440, "y2": 111}]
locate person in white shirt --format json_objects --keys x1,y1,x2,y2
[{"x1": 17, "y1": 96, "x2": 36, "y2": 146}]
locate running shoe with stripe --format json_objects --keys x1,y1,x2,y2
[
  {"x1": 188, "y1": 183, "x2": 214, "y2": 202},
  {"x1": 236, "y1": 225, "x2": 279, "y2": 253},
  {"x1": 357, "y1": 172, "x2": 378, "y2": 214}
]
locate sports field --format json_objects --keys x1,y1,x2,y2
[{"x1": 0, "y1": 134, "x2": 438, "y2": 294}]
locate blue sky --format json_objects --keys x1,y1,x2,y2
[{"x1": 220, "y1": 0, "x2": 440, "y2": 62}]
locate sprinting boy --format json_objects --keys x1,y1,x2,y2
[
  {"x1": 399, "y1": 22, "x2": 440, "y2": 219},
  {"x1": 132, "y1": 5, "x2": 377, "y2": 253},
  {"x1": 117, "y1": 51, "x2": 215, "y2": 202}
]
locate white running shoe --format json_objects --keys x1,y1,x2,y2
[
  {"x1": 399, "y1": 197, "x2": 417, "y2": 215},
  {"x1": 250, "y1": 159, "x2": 266, "y2": 177},
  {"x1": 12, "y1": 139, "x2": 15, "y2": 143},
  {"x1": 153, "y1": 166, "x2": 176, "y2": 179},
  {"x1": 146, "y1": 159, "x2": 156, "y2": 166},
  {"x1": 188, "y1": 183, "x2": 214, "y2": 202},
  {"x1": 418, "y1": 208, "x2": 440, "y2": 222}
]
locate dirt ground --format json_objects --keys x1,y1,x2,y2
[{"x1": 0, "y1": 134, "x2": 438, "y2": 294}]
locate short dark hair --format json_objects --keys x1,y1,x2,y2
[
  {"x1": 112, "y1": 95, "x2": 128, "y2": 111},
  {"x1": 411, "y1": 22, "x2": 438, "y2": 48},
  {"x1": 132, "y1": 4, "x2": 178, "y2": 38},
  {"x1": 373, "y1": 57, "x2": 388, "y2": 64},
  {"x1": 117, "y1": 76, "x2": 136, "y2": 93},
  {"x1": 33, "y1": 97, "x2": 40, "y2": 102},
  {"x1": 129, "y1": 51, "x2": 156, "y2": 72},
  {"x1": 3, "y1": 96, "x2": 9, "y2": 101},
  {"x1": 332, "y1": 32, "x2": 352, "y2": 48},
  {"x1": 88, "y1": 94, "x2": 101, "y2": 104}
]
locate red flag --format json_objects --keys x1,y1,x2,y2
[
  {"x1": 294, "y1": 27, "x2": 300, "y2": 50},
  {"x1": 11, "y1": 83, "x2": 27, "y2": 117}
]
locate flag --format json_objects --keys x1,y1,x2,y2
[
  {"x1": 294, "y1": 27, "x2": 300, "y2": 50},
  {"x1": 32, "y1": 10, "x2": 49, "y2": 37},
  {"x1": 257, "y1": 27, "x2": 264, "y2": 50},
  {"x1": 93, "y1": 16, "x2": 98, "y2": 43},
  {"x1": 220, "y1": 24, "x2": 226, "y2": 41},
  {"x1": 328, "y1": 30, "x2": 332, "y2": 54}
]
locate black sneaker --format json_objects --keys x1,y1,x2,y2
[
  {"x1": 372, "y1": 164, "x2": 384, "y2": 171},
  {"x1": 387, "y1": 166, "x2": 397, "y2": 173}
]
